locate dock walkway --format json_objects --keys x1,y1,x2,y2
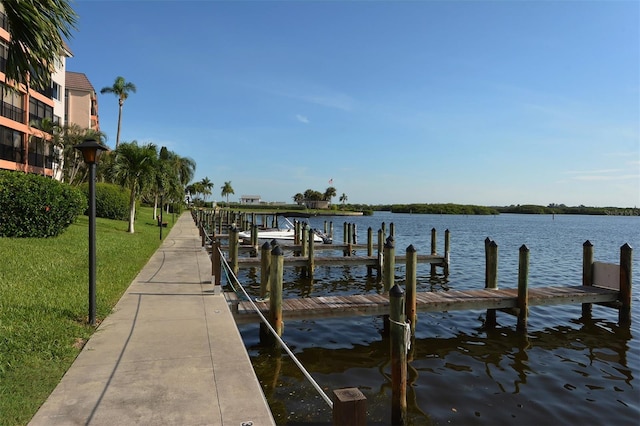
[
  {"x1": 29, "y1": 213, "x2": 275, "y2": 426},
  {"x1": 232, "y1": 285, "x2": 620, "y2": 323}
]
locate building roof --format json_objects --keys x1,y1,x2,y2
[{"x1": 65, "y1": 71, "x2": 95, "y2": 92}]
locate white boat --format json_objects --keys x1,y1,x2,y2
[{"x1": 238, "y1": 217, "x2": 331, "y2": 244}]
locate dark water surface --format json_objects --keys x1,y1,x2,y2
[{"x1": 234, "y1": 212, "x2": 639, "y2": 425}]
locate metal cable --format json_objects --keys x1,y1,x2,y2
[{"x1": 218, "y1": 248, "x2": 334, "y2": 409}]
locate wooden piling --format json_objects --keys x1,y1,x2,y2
[
  {"x1": 485, "y1": 239, "x2": 498, "y2": 328},
  {"x1": 582, "y1": 240, "x2": 594, "y2": 318},
  {"x1": 229, "y1": 227, "x2": 239, "y2": 275},
  {"x1": 260, "y1": 242, "x2": 271, "y2": 299},
  {"x1": 332, "y1": 388, "x2": 367, "y2": 426},
  {"x1": 430, "y1": 228, "x2": 437, "y2": 275},
  {"x1": 406, "y1": 244, "x2": 417, "y2": 335},
  {"x1": 383, "y1": 236, "x2": 396, "y2": 293},
  {"x1": 367, "y1": 227, "x2": 374, "y2": 276},
  {"x1": 517, "y1": 244, "x2": 529, "y2": 332},
  {"x1": 390, "y1": 284, "x2": 407, "y2": 426},
  {"x1": 308, "y1": 228, "x2": 315, "y2": 278},
  {"x1": 269, "y1": 245, "x2": 284, "y2": 338},
  {"x1": 444, "y1": 229, "x2": 450, "y2": 276},
  {"x1": 377, "y1": 229, "x2": 384, "y2": 276},
  {"x1": 619, "y1": 243, "x2": 632, "y2": 325},
  {"x1": 212, "y1": 240, "x2": 221, "y2": 286}
]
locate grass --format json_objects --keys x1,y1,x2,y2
[{"x1": 0, "y1": 207, "x2": 176, "y2": 426}]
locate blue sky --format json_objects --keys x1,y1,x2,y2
[{"x1": 68, "y1": 0, "x2": 639, "y2": 207}]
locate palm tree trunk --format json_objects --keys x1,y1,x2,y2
[
  {"x1": 116, "y1": 100, "x2": 123, "y2": 149},
  {"x1": 128, "y1": 185, "x2": 136, "y2": 233}
]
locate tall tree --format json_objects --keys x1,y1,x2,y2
[
  {"x1": 221, "y1": 181, "x2": 234, "y2": 203},
  {"x1": 199, "y1": 177, "x2": 213, "y2": 202},
  {"x1": 339, "y1": 193, "x2": 348, "y2": 206},
  {"x1": 100, "y1": 76, "x2": 137, "y2": 149},
  {"x1": 2, "y1": 0, "x2": 77, "y2": 90},
  {"x1": 108, "y1": 141, "x2": 157, "y2": 233},
  {"x1": 324, "y1": 186, "x2": 337, "y2": 204}
]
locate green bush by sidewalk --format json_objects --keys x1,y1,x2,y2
[
  {"x1": 0, "y1": 171, "x2": 87, "y2": 238},
  {"x1": 80, "y1": 182, "x2": 131, "y2": 221},
  {"x1": 0, "y1": 206, "x2": 175, "y2": 425}
]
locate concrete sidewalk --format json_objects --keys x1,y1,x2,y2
[{"x1": 29, "y1": 212, "x2": 275, "y2": 426}]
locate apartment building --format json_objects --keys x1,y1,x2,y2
[
  {"x1": 65, "y1": 71, "x2": 99, "y2": 132},
  {"x1": 0, "y1": 4, "x2": 94, "y2": 181}
]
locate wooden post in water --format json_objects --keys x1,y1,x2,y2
[
  {"x1": 390, "y1": 284, "x2": 407, "y2": 426},
  {"x1": 229, "y1": 227, "x2": 239, "y2": 275},
  {"x1": 308, "y1": 228, "x2": 315, "y2": 279},
  {"x1": 485, "y1": 239, "x2": 498, "y2": 328},
  {"x1": 332, "y1": 388, "x2": 367, "y2": 426},
  {"x1": 343, "y1": 222, "x2": 349, "y2": 256},
  {"x1": 377, "y1": 229, "x2": 384, "y2": 277},
  {"x1": 352, "y1": 223, "x2": 358, "y2": 245},
  {"x1": 517, "y1": 244, "x2": 529, "y2": 332},
  {"x1": 406, "y1": 244, "x2": 417, "y2": 336},
  {"x1": 619, "y1": 243, "x2": 632, "y2": 325},
  {"x1": 430, "y1": 227, "x2": 437, "y2": 275},
  {"x1": 383, "y1": 236, "x2": 396, "y2": 292},
  {"x1": 389, "y1": 222, "x2": 395, "y2": 238},
  {"x1": 268, "y1": 245, "x2": 284, "y2": 338},
  {"x1": 211, "y1": 240, "x2": 221, "y2": 286},
  {"x1": 367, "y1": 227, "x2": 374, "y2": 276},
  {"x1": 260, "y1": 242, "x2": 271, "y2": 299},
  {"x1": 444, "y1": 229, "x2": 451, "y2": 276},
  {"x1": 582, "y1": 240, "x2": 594, "y2": 319},
  {"x1": 251, "y1": 224, "x2": 258, "y2": 248},
  {"x1": 301, "y1": 224, "x2": 308, "y2": 258}
]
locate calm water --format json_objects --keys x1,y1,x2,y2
[{"x1": 234, "y1": 212, "x2": 640, "y2": 425}]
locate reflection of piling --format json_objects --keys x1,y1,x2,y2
[{"x1": 390, "y1": 284, "x2": 407, "y2": 426}]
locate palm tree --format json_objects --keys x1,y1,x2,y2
[
  {"x1": 100, "y1": 76, "x2": 137, "y2": 149},
  {"x1": 324, "y1": 186, "x2": 337, "y2": 205},
  {"x1": 221, "y1": 181, "x2": 234, "y2": 203},
  {"x1": 109, "y1": 141, "x2": 158, "y2": 233},
  {"x1": 339, "y1": 193, "x2": 348, "y2": 207},
  {"x1": 293, "y1": 193, "x2": 304, "y2": 205},
  {"x1": 199, "y1": 177, "x2": 213, "y2": 202},
  {"x1": 1, "y1": 0, "x2": 77, "y2": 90},
  {"x1": 60, "y1": 124, "x2": 107, "y2": 185}
]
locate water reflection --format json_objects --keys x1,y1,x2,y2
[{"x1": 242, "y1": 316, "x2": 634, "y2": 425}]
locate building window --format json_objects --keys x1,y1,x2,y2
[
  {"x1": 28, "y1": 97, "x2": 53, "y2": 126},
  {"x1": 28, "y1": 136, "x2": 45, "y2": 168},
  {"x1": 51, "y1": 82, "x2": 61, "y2": 101},
  {"x1": 0, "y1": 42, "x2": 7, "y2": 74},
  {"x1": 0, "y1": 83, "x2": 24, "y2": 123},
  {"x1": 0, "y1": 125, "x2": 24, "y2": 163}
]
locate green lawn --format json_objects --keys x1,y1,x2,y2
[{"x1": 0, "y1": 207, "x2": 177, "y2": 426}]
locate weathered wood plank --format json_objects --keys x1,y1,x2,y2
[{"x1": 231, "y1": 285, "x2": 620, "y2": 323}]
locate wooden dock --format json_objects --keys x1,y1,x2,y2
[{"x1": 229, "y1": 285, "x2": 620, "y2": 323}]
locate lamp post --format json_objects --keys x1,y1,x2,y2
[{"x1": 74, "y1": 138, "x2": 109, "y2": 326}]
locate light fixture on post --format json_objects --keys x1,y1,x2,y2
[{"x1": 74, "y1": 138, "x2": 109, "y2": 326}]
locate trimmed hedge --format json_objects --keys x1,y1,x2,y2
[
  {"x1": 81, "y1": 182, "x2": 130, "y2": 221},
  {"x1": 0, "y1": 171, "x2": 87, "y2": 238}
]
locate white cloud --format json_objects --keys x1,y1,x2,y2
[{"x1": 296, "y1": 114, "x2": 309, "y2": 124}]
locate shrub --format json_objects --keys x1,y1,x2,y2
[
  {"x1": 0, "y1": 171, "x2": 87, "y2": 237},
  {"x1": 81, "y1": 182, "x2": 130, "y2": 220}
]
